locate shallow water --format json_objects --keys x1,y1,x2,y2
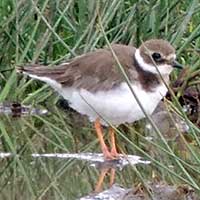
[
  {"x1": 0, "y1": 103, "x2": 150, "y2": 199},
  {"x1": 0, "y1": 102, "x2": 199, "y2": 199}
]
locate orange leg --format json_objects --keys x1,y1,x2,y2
[
  {"x1": 109, "y1": 127, "x2": 119, "y2": 157},
  {"x1": 109, "y1": 168, "x2": 116, "y2": 187},
  {"x1": 95, "y1": 168, "x2": 108, "y2": 192},
  {"x1": 95, "y1": 168, "x2": 116, "y2": 192},
  {"x1": 94, "y1": 119, "x2": 113, "y2": 159}
]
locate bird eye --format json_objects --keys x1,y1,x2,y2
[{"x1": 152, "y1": 52, "x2": 162, "y2": 62}]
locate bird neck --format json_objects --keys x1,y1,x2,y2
[{"x1": 133, "y1": 52, "x2": 161, "y2": 92}]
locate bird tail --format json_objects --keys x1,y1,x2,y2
[
  {"x1": 16, "y1": 64, "x2": 70, "y2": 88},
  {"x1": 16, "y1": 64, "x2": 66, "y2": 79}
]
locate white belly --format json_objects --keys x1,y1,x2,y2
[
  {"x1": 58, "y1": 82, "x2": 168, "y2": 126},
  {"x1": 26, "y1": 74, "x2": 167, "y2": 126}
]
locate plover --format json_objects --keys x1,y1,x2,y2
[{"x1": 17, "y1": 39, "x2": 182, "y2": 159}]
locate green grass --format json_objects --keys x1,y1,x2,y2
[{"x1": 0, "y1": 0, "x2": 200, "y2": 199}]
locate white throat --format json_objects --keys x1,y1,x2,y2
[{"x1": 135, "y1": 49, "x2": 173, "y2": 75}]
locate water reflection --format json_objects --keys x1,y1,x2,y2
[
  {"x1": 32, "y1": 153, "x2": 150, "y2": 166},
  {"x1": 0, "y1": 102, "x2": 48, "y2": 116},
  {"x1": 33, "y1": 153, "x2": 150, "y2": 192},
  {"x1": 81, "y1": 182, "x2": 199, "y2": 200},
  {"x1": 0, "y1": 152, "x2": 150, "y2": 198},
  {"x1": 0, "y1": 101, "x2": 196, "y2": 199}
]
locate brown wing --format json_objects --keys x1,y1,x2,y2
[
  {"x1": 18, "y1": 44, "x2": 138, "y2": 92},
  {"x1": 56, "y1": 44, "x2": 137, "y2": 92}
]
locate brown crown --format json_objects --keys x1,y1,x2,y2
[{"x1": 139, "y1": 39, "x2": 175, "y2": 65}]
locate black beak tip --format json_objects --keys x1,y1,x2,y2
[{"x1": 172, "y1": 60, "x2": 183, "y2": 69}]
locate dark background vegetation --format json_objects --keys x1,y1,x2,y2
[{"x1": 0, "y1": 0, "x2": 200, "y2": 199}]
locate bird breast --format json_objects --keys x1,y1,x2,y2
[{"x1": 59, "y1": 82, "x2": 168, "y2": 126}]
